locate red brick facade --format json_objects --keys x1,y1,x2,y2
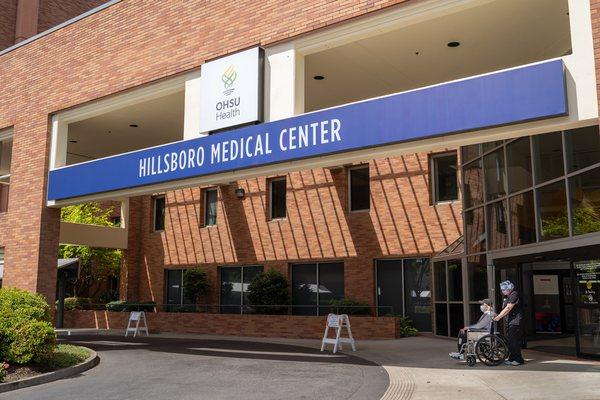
[
  {"x1": 64, "y1": 310, "x2": 399, "y2": 339},
  {"x1": 124, "y1": 156, "x2": 461, "y2": 307}
]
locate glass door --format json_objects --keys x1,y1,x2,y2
[{"x1": 573, "y1": 260, "x2": 600, "y2": 358}]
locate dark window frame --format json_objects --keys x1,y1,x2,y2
[
  {"x1": 348, "y1": 165, "x2": 370, "y2": 212},
  {"x1": 152, "y1": 195, "x2": 166, "y2": 232},
  {"x1": 203, "y1": 187, "x2": 218, "y2": 227},
  {"x1": 268, "y1": 176, "x2": 287, "y2": 220},
  {"x1": 430, "y1": 151, "x2": 459, "y2": 204},
  {"x1": 219, "y1": 265, "x2": 264, "y2": 314},
  {"x1": 291, "y1": 261, "x2": 345, "y2": 316}
]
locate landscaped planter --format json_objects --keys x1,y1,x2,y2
[{"x1": 63, "y1": 310, "x2": 400, "y2": 339}]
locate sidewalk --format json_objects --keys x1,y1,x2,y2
[{"x1": 140, "y1": 331, "x2": 600, "y2": 400}]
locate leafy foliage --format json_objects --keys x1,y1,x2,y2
[
  {"x1": 183, "y1": 268, "x2": 210, "y2": 304},
  {"x1": 45, "y1": 344, "x2": 90, "y2": 369},
  {"x1": 105, "y1": 300, "x2": 156, "y2": 312},
  {"x1": 59, "y1": 203, "x2": 123, "y2": 298},
  {"x1": 0, "y1": 289, "x2": 56, "y2": 364},
  {"x1": 56, "y1": 297, "x2": 92, "y2": 311},
  {"x1": 397, "y1": 316, "x2": 418, "y2": 337},
  {"x1": 247, "y1": 269, "x2": 290, "y2": 314},
  {"x1": 328, "y1": 298, "x2": 371, "y2": 315},
  {"x1": 542, "y1": 207, "x2": 600, "y2": 238}
]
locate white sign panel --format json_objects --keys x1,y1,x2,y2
[
  {"x1": 199, "y1": 47, "x2": 263, "y2": 133},
  {"x1": 533, "y1": 275, "x2": 559, "y2": 295}
]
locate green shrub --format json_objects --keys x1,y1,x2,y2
[
  {"x1": 183, "y1": 268, "x2": 210, "y2": 304},
  {"x1": 328, "y1": 299, "x2": 371, "y2": 315},
  {"x1": 44, "y1": 344, "x2": 90, "y2": 369},
  {"x1": 0, "y1": 288, "x2": 56, "y2": 364},
  {"x1": 397, "y1": 316, "x2": 418, "y2": 337},
  {"x1": 56, "y1": 297, "x2": 92, "y2": 311},
  {"x1": 247, "y1": 269, "x2": 290, "y2": 315},
  {"x1": 105, "y1": 300, "x2": 156, "y2": 312}
]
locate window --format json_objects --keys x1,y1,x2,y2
[
  {"x1": 537, "y1": 180, "x2": 568, "y2": 241},
  {"x1": 568, "y1": 166, "x2": 600, "y2": 235},
  {"x1": 220, "y1": 265, "x2": 263, "y2": 314},
  {"x1": 291, "y1": 262, "x2": 344, "y2": 315},
  {"x1": 0, "y1": 133, "x2": 13, "y2": 213},
  {"x1": 465, "y1": 207, "x2": 485, "y2": 253},
  {"x1": 431, "y1": 153, "x2": 458, "y2": 203},
  {"x1": 153, "y1": 195, "x2": 166, "y2": 231},
  {"x1": 463, "y1": 159, "x2": 483, "y2": 209},
  {"x1": 433, "y1": 259, "x2": 463, "y2": 337},
  {"x1": 377, "y1": 258, "x2": 432, "y2": 332},
  {"x1": 348, "y1": 166, "x2": 370, "y2": 211},
  {"x1": 204, "y1": 188, "x2": 217, "y2": 226},
  {"x1": 507, "y1": 137, "x2": 532, "y2": 193},
  {"x1": 483, "y1": 148, "x2": 506, "y2": 201},
  {"x1": 565, "y1": 126, "x2": 600, "y2": 173},
  {"x1": 0, "y1": 248, "x2": 4, "y2": 288},
  {"x1": 487, "y1": 200, "x2": 508, "y2": 250},
  {"x1": 164, "y1": 269, "x2": 194, "y2": 312},
  {"x1": 269, "y1": 177, "x2": 286, "y2": 219},
  {"x1": 509, "y1": 191, "x2": 536, "y2": 245},
  {"x1": 533, "y1": 131, "x2": 564, "y2": 184}
]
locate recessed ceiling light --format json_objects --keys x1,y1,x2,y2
[
  {"x1": 69, "y1": 140, "x2": 77, "y2": 143},
  {"x1": 447, "y1": 41, "x2": 460, "y2": 48},
  {"x1": 129, "y1": 124, "x2": 138, "y2": 128},
  {"x1": 313, "y1": 75, "x2": 325, "y2": 81}
]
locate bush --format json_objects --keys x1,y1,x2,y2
[
  {"x1": 328, "y1": 299, "x2": 371, "y2": 315},
  {"x1": 183, "y1": 268, "x2": 210, "y2": 304},
  {"x1": 56, "y1": 297, "x2": 92, "y2": 311},
  {"x1": 247, "y1": 269, "x2": 290, "y2": 314},
  {"x1": 397, "y1": 316, "x2": 418, "y2": 337},
  {"x1": 105, "y1": 300, "x2": 156, "y2": 312},
  {"x1": 0, "y1": 288, "x2": 56, "y2": 365}
]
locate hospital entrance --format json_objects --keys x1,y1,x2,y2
[{"x1": 494, "y1": 246, "x2": 600, "y2": 359}]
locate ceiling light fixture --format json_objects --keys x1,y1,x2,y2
[
  {"x1": 129, "y1": 124, "x2": 138, "y2": 128},
  {"x1": 447, "y1": 41, "x2": 460, "y2": 48},
  {"x1": 69, "y1": 140, "x2": 78, "y2": 143},
  {"x1": 313, "y1": 75, "x2": 325, "y2": 81}
]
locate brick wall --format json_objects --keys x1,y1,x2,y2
[
  {"x1": 37, "y1": 0, "x2": 107, "y2": 33},
  {"x1": 63, "y1": 309, "x2": 399, "y2": 339},
  {"x1": 123, "y1": 155, "x2": 461, "y2": 307},
  {"x1": 0, "y1": 0, "x2": 413, "y2": 304}
]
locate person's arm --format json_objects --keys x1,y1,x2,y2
[
  {"x1": 493, "y1": 303, "x2": 514, "y2": 321},
  {"x1": 469, "y1": 313, "x2": 491, "y2": 330}
]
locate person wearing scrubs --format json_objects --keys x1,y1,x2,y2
[{"x1": 494, "y1": 280, "x2": 525, "y2": 365}]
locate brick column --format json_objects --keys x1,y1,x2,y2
[
  {"x1": 14, "y1": 0, "x2": 39, "y2": 43},
  {"x1": 120, "y1": 196, "x2": 144, "y2": 301}
]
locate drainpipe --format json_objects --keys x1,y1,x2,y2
[{"x1": 14, "y1": 0, "x2": 40, "y2": 44}]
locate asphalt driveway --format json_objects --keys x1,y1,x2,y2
[{"x1": 0, "y1": 335, "x2": 388, "y2": 400}]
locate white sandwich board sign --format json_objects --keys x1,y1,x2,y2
[
  {"x1": 125, "y1": 311, "x2": 149, "y2": 337},
  {"x1": 321, "y1": 313, "x2": 356, "y2": 354}
]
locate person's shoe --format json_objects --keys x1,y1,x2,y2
[
  {"x1": 504, "y1": 360, "x2": 513, "y2": 365},
  {"x1": 509, "y1": 361, "x2": 523, "y2": 366},
  {"x1": 449, "y1": 352, "x2": 462, "y2": 359}
]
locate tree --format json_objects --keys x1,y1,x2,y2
[
  {"x1": 183, "y1": 268, "x2": 210, "y2": 307},
  {"x1": 59, "y1": 203, "x2": 123, "y2": 299},
  {"x1": 247, "y1": 269, "x2": 290, "y2": 314}
]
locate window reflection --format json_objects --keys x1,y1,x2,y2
[
  {"x1": 507, "y1": 137, "x2": 532, "y2": 193},
  {"x1": 464, "y1": 160, "x2": 483, "y2": 208},
  {"x1": 533, "y1": 131, "x2": 564, "y2": 184},
  {"x1": 465, "y1": 207, "x2": 486, "y2": 253},
  {"x1": 484, "y1": 148, "x2": 506, "y2": 201},
  {"x1": 569, "y1": 167, "x2": 600, "y2": 236},
  {"x1": 467, "y1": 254, "x2": 488, "y2": 302},
  {"x1": 487, "y1": 200, "x2": 508, "y2": 250},
  {"x1": 509, "y1": 191, "x2": 537, "y2": 245},
  {"x1": 565, "y1": 126, "x2": 600, "y2": 173},
  {"x1": 538, "y1": 181, "x2": 569, "y2": 241}
]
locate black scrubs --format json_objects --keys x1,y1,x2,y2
[{"x1": 503, "y1": 290, "x2": 524, "y2": 364}]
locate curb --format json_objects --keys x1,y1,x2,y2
[{"x1": 0, "y1": 347, "x2": 99, "y2": 393}]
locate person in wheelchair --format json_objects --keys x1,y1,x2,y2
[{"x1": 450, "y1": 298, "x2": 495, "y2": 359}]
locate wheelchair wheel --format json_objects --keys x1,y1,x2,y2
[
  {"x1": 475, "y1": 334, "x2": 508, "y2": 366},
  {"x1": 466, "y1": 355, "x2": 477, "y2": 367}
]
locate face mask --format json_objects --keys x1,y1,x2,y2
[{"x1": 480, "y1": 305, "x2": 487, "y2": 312}]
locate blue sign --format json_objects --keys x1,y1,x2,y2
[{"x1": 48, "y1": 60, "x2": 567, "y2": 201}]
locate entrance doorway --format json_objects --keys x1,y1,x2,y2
[{"x1": 494, "y1": 254, "x2": 600, "y2": 359}]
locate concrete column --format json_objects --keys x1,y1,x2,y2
[
  {"x1": 264, "y1": 42, "x2": 305, "y2": 122},
  {"x1": 14, "y1": 0, "x2": 40, "y2": 43}
]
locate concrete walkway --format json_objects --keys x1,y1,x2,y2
[{"x1": 145, "y1": 332, "x2": 600, "y2": 400}]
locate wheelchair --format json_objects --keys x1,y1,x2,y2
[{"x1": 460, "y1": 323, "x2": 509, "y2": 367}]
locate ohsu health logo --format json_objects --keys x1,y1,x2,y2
[{"x1": 222, "y1": 65, "x2": 237, "y2": 96}]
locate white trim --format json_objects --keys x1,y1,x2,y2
[{"x1": 0, "y1": 0, "x2": 123, "y2": 58}]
